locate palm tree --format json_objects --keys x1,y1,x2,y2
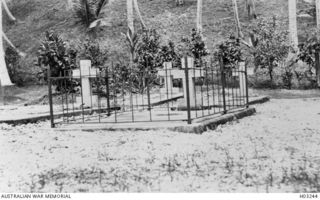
[
  {"x1": 133, "y1": 0, "x2": 146, "y2": 29},
  {"x1": 315, "y1": 0, "x2": 320, "y2": 86},
  {"x1": 72, "y1": 0, "x2": 110, "y2": 31},
  {"x1": 0, "y1": 0, "x2": 19, "y2": 86},
  {"x1": 246, "y1": 0, "x2": 257, "y2": 20},
  {"x1": 196, "y1": 0, "x2": 203, "y2": 32},
  {"x1": 232, "y1": 0, "x2": 244, "y2": 39},
  {"x1": 124, "y1": 0, "x2": 147, "y2": 67},
  {"x1": 127, "y1": 0, "x2": 134, "y2": 34},
  {"x1": 288, "y1": 0, "x2": 298, "y2": 49},
  {"x1": 317, "y1": 0, "x2": 320, "y2": 27}
]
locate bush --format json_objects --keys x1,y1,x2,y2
[
  {"x1": 79, "y1": 39, "x2": 108, "y2": 69},
  {"x1": 5, "y1": 46, "x2": 24, "y2": 86},
  {"x1": 159, "y1": 41, "x2": 180, "y2": 67},
  {"x1": 134, "y1": 29, "x2": 163, "y2": 92},
  {"x1": 37, "y1": 31, "x2": 77, "y2": 92},
  {"x1": 179, "y1": 29, "x2": 209, "y2": 67},
  {"x1": 248, "y1": 16, "x2": 290, "y2": 82},
  {"x1": 214, "y1": 36, "x2": 243, "y2": 69}
]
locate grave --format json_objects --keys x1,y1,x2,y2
[
  {"x1": 232, "y1": 62, "x2": 248, "y2": 95},
  {"x1": 158, "y1": 62, "x2": 180, "y2": 97},
  {"x1": 170, "y1": 57, "x2": 204, "y2": 107},
  {"x1": 72, "y1": 60, "x2": 98, "y2": 108}
]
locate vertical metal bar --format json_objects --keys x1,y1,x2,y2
[
  {"x1": 79, "y1": 66, "x2": 85, "y2": 123},
  {"x1": 165, "y1": 65, "x2": 170, "y2": 121},
  {"x1": 216, "y1": 63, "x2": 222, "y2": 113},
  {"x1": 130, "y1": 67, "x2": 135, "y2": 122},
  {"x1": 71, "y1": 78, "x2": 75, "y2": 121},
  {"x1": 245, "y1": 63, "x2": 249, "y2": 108},
  {"x1": 48, "y1": 68, "x2": 55, "y2": 128},
  {"x1": 210, "y1": 61, "x2": 216, "y2": 114},
  {"x1": 147, "y1": 76, "x2": 152, "y2": 122},
  {"x1": 112, "y1": 63, "x2": 117, "y2": 123},
  {"x1": 105, "y1": 68, "x2": 111, "y2": 116},
  {"x1": 64, "y1": 70, "x2": 69, "y2": 123},
  {"x1": 122, "y1": 80, "x2": 125, "y2": 112},
  {"x1": 0, "y1": 79, "x2": 3, "y2": 106},
  {"x1": 220, "y1": 59, "x2": 227, "y2": 114},
  {"x1": 184, "y1": 57, "x2": 192, "y2": 124},
  {"x1": 60, "y1": 71, "x2": 65, "y2": 122},
  {"x1": 231, "y1": 68, "x2": 235, "y2": 109},
  {"x1": 200, "y1": 66, "x2": 204, "y2": 116},
  {"x1": 97, "y1": 70, "x2": 101, "y2": 123},
  {"x1": 193, "y1": 65, "x2": 197, "y2": 118},
  {"x1": 205, "y1": 63, "x2": 210, "y2": 115},
  {"x1": 89, "y1": 67, "x2": 93, "y2": 109}
]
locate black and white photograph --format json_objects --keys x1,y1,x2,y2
[{"x1": 0, "y1": 0, "x2": 320, "y2": 198}]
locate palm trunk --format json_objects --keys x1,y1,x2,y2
[
  {"x1": 196, "y1": 0, "x2": 203, "y2": 32},
  {"x1": 232, "y1": 0, "x2": 243, "y2": 39},
  {"x1": 66, "y1": 0, "x2": 74, "y2": 10},
  {"x1": 2, "y1": 0, "x2": 15, "y2": 21},
  {"x1": 288, "y1": 0, "x2": 298, "y2": 49},
  {"x1": 246, "y1": 0, "x2": 256, "y2": 20},
  {"x1": 316, "y1": 0, "x2": 320, "y2": 87},
  {"x1": 127, "y1": 0, "x2": 134, "y2": 35},
  {"x1": 133, "y1": 0, "x2": 146, "y2": 29},
  {"x1": 0, "y1": 0, "x2": 13, "y2": 86}
]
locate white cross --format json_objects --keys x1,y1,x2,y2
[
  {"x1": 232, "y1": 62, "x2": 247, "y2": 95},
  {"x1": 170, "y1": 57, "x2": 204, "y2": 107},
  {"x1": 72, "y1": 60, "x2": 98, "y2": 107},
  {"x1": 158, "y1": 62, "x2": 180, "y2": 97}
]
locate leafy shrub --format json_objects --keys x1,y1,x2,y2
[
  {"x1": 5, "y1": 46, "x2": 24, "y2": 86},
  {"x1": 248, "y1": 16, "x2": 290, "y2": 81},
  {"x1": 133, "y1": 29, "x2": 163, "y2": 91},
  {"x1": 281, "y1": 67, "x2": 294, "y2": 89},
  {"x1": 79, "y1": 39, "x2": 108, "y2": 69},
  {"x1": 298, "y1": 28, "x2": 320, "y2": 69},
  {"x1": 159, "y1": 41, "x2": 180, "y2": 67},
  {"x1": 72, "y1": 0, "x2": 109, "y2": 31},
  {"x1": 214, "y1": 36, "x2": 243, "y2": 68},
  {"x1": 179, "y1": 28, "x2": 209, "y2": 67},
  {"x1": 37, "y1": 31, "x2": 77, "y2": 91}
]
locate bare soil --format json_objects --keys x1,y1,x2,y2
[{"x1": 0, "y1": 92, "x2": 320, "y2": 192}]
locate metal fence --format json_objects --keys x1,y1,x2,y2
[{"x1": 48, "y1": 58, "x2": 249, "y2": 127}]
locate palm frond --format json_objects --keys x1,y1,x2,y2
[
  {"x1": 95, "y1": 0, "x2": 109, "y2": 17},
  {"x1": 72, "y1": 0, "x2": 96, "y2": 28}
]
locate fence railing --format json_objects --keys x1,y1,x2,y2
[{"x1": 48, "y1": 57, "x2": 249, "y2": 127}]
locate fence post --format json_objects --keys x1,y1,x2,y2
[
  {"x1": 220, "y1": 58, "x2": 227, "y2": 114},
  {"x1": 244, "y1": 62, "x2": 249, "y2": 108},
  {"x1": 47, "y1": 67, "x2": 55, "y2": 128},
  {"x1": 316, "y1": 51, "x2": 320, "y2": 88},
  {"x1": 105, "y1": 68, "x2": 111, "y2": 116},
  {"x1": 0, "y1": 79, "x2": 3, "y2": 106},
  {"x1": 184, "y1": 56, "x2": 192, "y2": 124}
]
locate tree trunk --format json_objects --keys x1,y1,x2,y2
[
  {"x1": 232, "y1": 0, "x2": 244, "y2": 39},
  {"x1": 66, "y1": 0, "x2": 74, "y2": 10},
  {"x1": 196, "y1": 0, "x2": 203, "y2": 32},
  {"x1": 288, "y1": 0, "x2": 298, "y2": 49},
  {"x1": 133, "y1": 0, "x2": 146, "y2": 29},
  {"x1": 127, "y1": 0, "x2": 134, "y2": 34},
  {"x1": 2, "y1": 0, "x2": 15, "y2": 21},
  {"x1": 316, "y1": 0, "x2": 320, "y2": 87},
  {"x1": 0, "y1": 0, "x2": 13, "y2": 86},
  {"x1": 246, "y1": 0, "x2": 256, "y2": 20}
]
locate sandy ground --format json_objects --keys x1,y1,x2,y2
[{"x1": 0, "y1": 97, "x2": 320, "y2": 193}]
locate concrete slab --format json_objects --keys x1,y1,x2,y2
[
  {"x1": 0, "y1": 96, "x2": 269, "y2": 127},
  {"x1": 55, "y1": 108, "x2": 256, "y2": 134}
]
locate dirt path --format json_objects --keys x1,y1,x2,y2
[{"x1": 0, "y1": 97, "x2": 320, "y2": 192}]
